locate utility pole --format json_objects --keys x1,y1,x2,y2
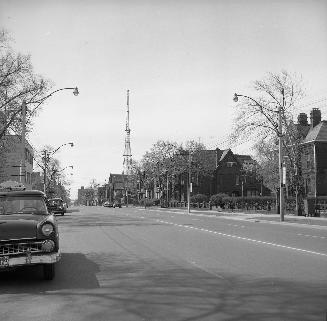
[
  {"x1": 166, "y1": 171, "x2": 169, "y2": 207},
  {"x1": 43, "y1": 150, "x2": 48, "y2": 194},
  {"x1": 278, "y1": 104, "x2": 284, "y2": 222},
  {"x1": 21, "y1": 101, "x2": 26, "y2": 185},
  {"x1": 187, "y1": 152, "x2": 192, "y2": 214}
]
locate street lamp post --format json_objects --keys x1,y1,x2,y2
[
  {"x1": 21, "y1": 101, "x2": 27, "y2": 185},
  {"x1": 19, "y1": 86, "x2": 78, "y2": 189},
  {"x1": 278, "y1": 105, "x2": 284, "y2": 221},
  {"x1": 187, "y1": 152, "x2": 192, "y2": 214},
  {"x1": 233, "y1": 93, "x2": 285, "y2": 221}
]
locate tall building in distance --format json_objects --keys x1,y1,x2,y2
[{"x1": 123, "y1": 90, "x2": 132, "y2": 175}]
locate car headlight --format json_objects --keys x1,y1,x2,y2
[
  {"x1": 41, "y1": 223, "x2": 54, "y2": 236},
  {"x1": 41, "y1": 240, "x2": 55, "y2": 252}
]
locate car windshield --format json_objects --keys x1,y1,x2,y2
[
  {"x1": 49, "y1": 199, "x2": 62, "y2": 205},
  {"x1": 0, "y1": 196, "x2": 48, "y2": 215}
]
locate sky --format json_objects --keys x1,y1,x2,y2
[{"x1": 1, "y1": 0, "x2": 327, "y2": 199}]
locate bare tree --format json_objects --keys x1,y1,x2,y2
[
  {"x1": 231, "y1": 70, "x2": 306, "y2": 213},
  {"x1": 0, "y1": 29, "x2": 52, "y2": 141},
  {"x1": 231, "y1": 70, "x2": 304, "y2": 145}
]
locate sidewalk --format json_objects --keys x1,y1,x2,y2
[
  {"x1": 208, "y1": 210, "x2": 327, "y2": 227},
  {"x1": 159, "y1": 207, "x2": 327, "y2": 228}
]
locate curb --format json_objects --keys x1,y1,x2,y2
[{"x1": 148, "y1": 207, "x2": 327, "y2": 230}]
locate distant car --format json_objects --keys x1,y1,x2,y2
[
  {"x1": 47, "y1": 198, "x2": 66, "y2": 215},
  {"x1": 103, "y1": 201, "x2": 113, "y2": 208},
  {"x1": 113, "y1": 201, "x2": 121, "y2": 208},
  {"x1": 0, "y1": 187, "x2": 60, "y2": 280}
]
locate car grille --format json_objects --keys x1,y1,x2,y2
[{"x1": 0, "y1": 241, "x2": 44, "y2": 256}]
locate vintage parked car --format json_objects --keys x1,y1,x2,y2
[
  {"x1": 47, "y1": 198, "x2": 66, "y2": 215},
  {"x1": 0, "y1": 186, "x2": 61, "y2": 280},
  {"x1": 103, "y1": 201, "x2": 113, "y2": 207},
  {"x1": 113, "y1": 201, "x2": 122, "y2": 208}
]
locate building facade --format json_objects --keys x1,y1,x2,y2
[
  {"x1": 77, "y1": 186, "x2": 97, "y2": 205},
  {"x1": 0, "y1": 135, "x2": 34, "y2": 190},
  {"x1": 108, "y1": 173, "x2": 135, "y2": 204},
  {"x1": 298, "y1": 108, "x2": 327, "y2": 197}
]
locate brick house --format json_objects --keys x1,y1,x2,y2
[
  {"x1": 77, "y1": 186, "x2": 96, "y2": 205},
  {"x1": 0, "y1": 111, "x2": 34, "y2": 189},
  {"x1": 0, "y1": 135, "x2": 34, "y2": 190},
  {"x1": 193, "y1": 148, "x2": 270, "y2": 198},
  {"x1": 173, "y1": 148, "x2": 270, "y2": 201},
  {"x1": 108, "y1": 173, "x2": 135, "y2": 203},
  {"x1": 297, "y1": 108, "x2": 327, "y2": 197}
]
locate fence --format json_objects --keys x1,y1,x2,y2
[{"x1": 156, "y1": 196, "x2": 327, "y2": 217}]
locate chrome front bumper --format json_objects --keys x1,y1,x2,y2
[{"x1": 1, "y1": 252, "x2": 61, "y2": 268}]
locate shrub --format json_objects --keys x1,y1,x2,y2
[
  {"x1": 190, "y1": 194, "x2": 208, "y2": 203},
  {"x1": 210, "y1": 193, "x2": 229, "y2": 206},
  {"x1": 139, "y1": 198, "x2": 160, "y2": 207}
]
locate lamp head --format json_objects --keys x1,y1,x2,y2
[
  {"x1": 73, "y1": 87, "x2": 79, "y2": 96},
  {"x1": 233, "y1": 93, "x2": 239, "y2": 102}
]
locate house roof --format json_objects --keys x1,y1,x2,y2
[
  {"x1": 219, "y1": 149, "x2": 230, "y2": 162},
  {"x1": 297, "y1": 124, "x2": 310, "y2": 139},
  {"x1": 303, "y1": 120, "x2": 327, "y2": 143}
]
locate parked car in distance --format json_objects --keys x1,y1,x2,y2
[
  {"x1": 113, "y1": 201, "x2": 122, "y2": 208},
  {"x1": 103, "y1": 201, "x2": 113, "y2": 207},
  {"x1": 0, "y1": 186, "x2": 60, "y2": 280},
  {"x1": 47, "y1": 198, "x2": 66, "y2": 215}
]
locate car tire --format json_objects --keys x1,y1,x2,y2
[
  {"x1": 43, "y1": 263, "x2": 55, "y2": 280},
  {"x1": 61, "y1": 212, "x2": 64, "y2": 216}
]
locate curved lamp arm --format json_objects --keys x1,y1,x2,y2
[
  {"x1": 51, "y1": 142, "x2": 74, "y2": 155},
  {"x1": 30, "y1": 87, "x2": 79, "y2": 115}
]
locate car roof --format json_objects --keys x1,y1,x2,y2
[
  {"x1": 0, "y1": 190, "x2": 46, "y2": 197},
  {"x1": 48, "y1": 198, "x2": 63, "y2": 201}
]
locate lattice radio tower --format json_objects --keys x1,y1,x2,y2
[{"x1": 123, "y1": 90, "x2": 132, "y2": 175}]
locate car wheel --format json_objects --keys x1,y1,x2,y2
[
  {"x1": 61, "y1": 211, "x2": 64, "y2": 216},
  {"x1": 43, "y1": 263, "x2": 55, "y2": 280}
]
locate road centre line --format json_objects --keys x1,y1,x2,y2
[{"x1": 156, "y1": 219, "x2": 327, "y2": 258}]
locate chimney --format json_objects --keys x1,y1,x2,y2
[
  {"x1": 297, "y1": 113, "x2": 308, "y2": 126},
  {"x1": 310, "y1": 108, "x2": 321, "y2": 128}
]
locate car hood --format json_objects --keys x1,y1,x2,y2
[{"x1": 0, "y1": 214, "x2": 46, "y2": 241}]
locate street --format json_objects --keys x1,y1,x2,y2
[{"x1": 0, "y1": 206, "x2": 326, "y2": 321}]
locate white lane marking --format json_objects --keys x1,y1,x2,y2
[
  {"x1": 297, "y1": 233, "x2": 326, "y2": 240},
  {"x1": 140, "y1": 208, "x2": 327, "y2": 230},
  {"x1": 155, "y1": 219, "x2": 327, "y2": 257}
]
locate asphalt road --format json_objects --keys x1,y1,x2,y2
[{"x1": 0, "y1": 206, "x2": 326, "y2": 321}]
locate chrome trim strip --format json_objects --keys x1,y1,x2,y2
[
  {"x1": 0, "y1": 237, "x2": 37, "y2": 242},
  {"x1": 5, "y1": 252, "x2": 60, "y2": 267},
  {"x1": 0, "y1": 241, "x2": 44, "y2": 256}
]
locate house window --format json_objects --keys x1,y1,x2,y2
[
  {"x1": 227, "y1": 162, "x2": 235, "y2": 167},
  {"x1": 236, "y1": 175, "x2": 239, "y2": 185},
  {"x1": 306, "y1": 154, "x2": 312, "y2": 169}
]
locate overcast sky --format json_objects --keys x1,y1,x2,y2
[{"x1": 1, "y1": 0, "x2": 327, "y2": 199}]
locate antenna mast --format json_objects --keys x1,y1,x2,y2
[{"x1": 123, "y1": 90, "x2": 132, "y2": 175}]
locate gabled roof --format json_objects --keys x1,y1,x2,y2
[
  {"x1": 219, "y1": 149, "x2": 230, "y2": 162},
  {"x1": 216, "y1": 149, "x2": 256, "y2": 167},
  {"x1": 303, "y1": 121, "x2": 327, "y2": 143},
  {"x1": 200, "y1": 149, "x2": 223, "y2": 168}
]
